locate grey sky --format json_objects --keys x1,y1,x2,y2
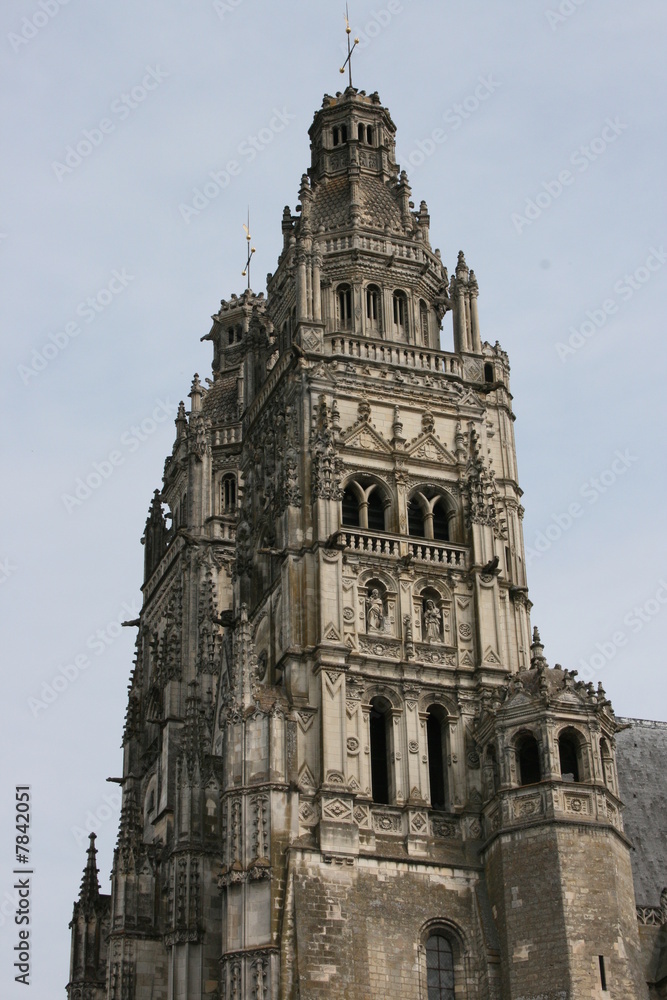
[{"x1": 1, "y1": 1, "x2": 666, "y2": 995}]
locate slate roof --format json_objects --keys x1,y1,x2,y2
[
  {"x1": 616, "y1": 718, "x2": 667, "y2": 905},
  {"x1": 311, "y1": 174, "x2": 404, "y2": 233}
]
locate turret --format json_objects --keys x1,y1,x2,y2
[{"x1": 66, "y1": 834, "x2": 110, "y2": 1000}]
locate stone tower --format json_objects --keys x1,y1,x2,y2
[{"x1": 66, "y1": 86, "x2": 650, "y2": 999}]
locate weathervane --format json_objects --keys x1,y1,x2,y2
[
  {"x1": 241, "y1": 210, "x2": 255, "y2": 289},
  {"x1": 340, "y1": 5, "x2": 359, "y2": 88}
]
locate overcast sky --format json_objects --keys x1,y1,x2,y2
[{"x1": 1, "y1": 1, "x2": 666, "y2": 996}]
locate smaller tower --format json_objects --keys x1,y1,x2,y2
[
  {"x1": 476, "y1": 630, "x2": 648, "y2": 998},
  {"x1": 66, "y1": 834, "x2": 111, "y2": 1000}
]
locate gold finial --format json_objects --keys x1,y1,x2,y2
[
  {"x1": 241, "y1": 210, "x2": 255, "y2": 289},
  {"x1": 339, "y1": 5, "x2": 359, "y2": 88}
]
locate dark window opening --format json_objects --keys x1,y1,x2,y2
[
  {"x1": 484, "y1": 362, "x2": 494, "y2": 383},
  {"x1": 227, "y1": 327, "x2": 235, "y2": 345},
  {"x1": 342, "y1": 487, "x2": 360, "y2": 527},
  {"x1": 408, "y1": 499, "x2": 425, "y2": 537},
  {"x1": 558, "y1": 734, "x2": 580, "y2": 782},
  {"x1": 367, "y1": 490, "x2": 385, "y2": 531},
  {"x1": 366, "y1": 285, "x2": 381, "y2": 331},
  {"x1": 427, "y1": 711, "x2": 447, "y2": 809},
  {"x1": 337, "y1": 284, "x2": 353, "y2": 330},
  {"x1": 366, "y1": 125, "x2": 373, "y2": 145},
  {"x1": 518, "y1": 734, "x2": 541, "y2": 786},
  {"x1": 332, "y1": 126, "x2": 340, "y2": 146},
  {"x1": 599, "y1": 956, "x2": 607, "y2": 991},
  {"x1": 420, "y1": 300, "x2": 429, "y2": 346},
  {"x1": 358, "y1": 123, "x2": 365, "y2": 142},
  {"x1": 222, "y1": 475, "x2": 236, "y2": 513},
  {"x1": 393, "y1": 291, "x2": 408, "y2": 335},
  {"x1": 426, "y1": 934, "x2": 455, "y2": 1000},
  {"x1": 369, "y1": 703, "x2": 390, "y2": 804},
  {"x1": 341, "y1": 124, "x2": 348, "y2": 143},
  {"x1": 432, "y1": 500, "x2": 449, "y2": 541}
]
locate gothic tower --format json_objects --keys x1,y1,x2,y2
[{"x1": 67, "y1": 85, "x2": 649, "y2": 999}]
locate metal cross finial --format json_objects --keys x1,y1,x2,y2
[
  {"x1": 340, "y1": 5, "x2": 359, "y2": 88},
  {"x1": 241, "y1": 210, "x2": 255, "y2": 290}
]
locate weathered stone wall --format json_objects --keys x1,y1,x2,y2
[
  {"x1": 484, "y1": 824, "x2": 648, "y2": 999},
  {"x1": 289, "y1": 847, "x2": 497, "y2": 999}
]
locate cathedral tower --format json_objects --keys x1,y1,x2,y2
[{"x1": 67, "y1": 85, "x2": 649, "y2": 1000}]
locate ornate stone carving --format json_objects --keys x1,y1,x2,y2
[{"x1": 311, "y1": 394, "x2": 344, "y2": 500}]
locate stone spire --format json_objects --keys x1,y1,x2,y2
[{"x1": 78, "y1": 833, "x2": 101, "y2": 911}]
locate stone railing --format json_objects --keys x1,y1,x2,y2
[
  {"x1": 327, "y1": 335, "x2": 461, "y2": 376},
  {"x1": 334, "y1": 529, "x2": 468, "y2": 569}
]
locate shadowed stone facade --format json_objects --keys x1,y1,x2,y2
[{"x1": 66, "y1": 85, "x2": 664, "y2": 999}]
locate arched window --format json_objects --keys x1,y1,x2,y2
[
  {"x1": 393, "y1": 290, "x2": 408, "y2": 338},
  {"x1": 366, "y1": 284, "x2": 381, "y2": 333},
  {"x1": 420, "y1": 300, "x2": 429, "y2": 346},
  {"x1": 558, "y1": 730, "x2": 580, "y2": 782},
  {"x1": 600, "y1": 737, "x2": 613, "y2": 788},
  {"x1": 332, "y1": 126, "x2": 340, "y2": 146},
  {"x1": 222, "y1": 474, "x2": 236, "y2": 513},
  {"x1": 426, "y1": 707, "x2": 448, "y2": 809},
  {"x1": 227, "y1": 326, "x2": 235, "y2": 346},
  {"x1": 366, "y1": 125, "x2": 373, "y2": 145},
  {"x1": 341, "y1": 124, "x2": 348, "y2": 143},
  {"x1": 367, "y1": 489, "x2": 385, "y2": 531},
  {"x1": 432, "y1": 499, "x2": 449, "y2": 541},
  {"x1": 337, "y1": 284, "x2": 353, "y2": 331},
  {"x1": 484, "y1": 362, "x2": 494, "y2": 383},
  {"x1": 517, "y1": 732, "x2": 541, "y2": 786},
  {"x1": 369, "y1": 698, "x2": 391, "y2": 804},
  {"x1": 358, "y1": 123, "x2": 365, "y2": 142},
  {"x1": 408, "y1": 489, "x2": 452, "y2": 541},
  {"x1": 341, "y1": 478, "x2": 391, "y2": 531},
  {"x1": 425, "y1": 934, "x2": 455, "y2": 1000},
  {"x1": 408, "y1": 498, "x2": 425, "y2": 537},
  {"x1": 341, "y1": 486, "x2": 360, "y2": 527}
]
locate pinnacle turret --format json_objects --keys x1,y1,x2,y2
[{"x1": 78, "y1": 833, "x2": 100, "y2": 910}]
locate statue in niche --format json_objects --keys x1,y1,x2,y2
[
  {"x1": 423, "y1": 599, "x2": 442, "y2": 641},
  {"x1": 366, "y1": 588, "x2": 385, "y2": 632}
]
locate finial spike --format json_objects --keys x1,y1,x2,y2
[{"x1": 340, "y1": 5, "x2": 360, "y2": 88}]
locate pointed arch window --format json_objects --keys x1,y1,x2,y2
[
  {"x1": 517, "y1": 732, "x2": 541, "y2": 786},
  {"x1": 426, "y1": 707, "x2": 448, "y2": 809},
  {"x1": 393, "y1": 290, "x2": 408, "y2": 338},
  {"x1": 366, "y1": 489, "x2": 385, "y2": 531},
  {"x1": 337, "y1": 284, "x2": 353, "y2": 331},
  {"x1": 425, "y1": 934, "x2": 455, "y2": 999},
  {"x1": 558, "y1": 730, "x2": 581, "y2": 782},
  {"x1": 420, "y1": 300, "x2": 429, "y2": 346},
  {"x1": 408, "y1": 489, "x2": 452, "y2": 542},
  {"x1": 222, "y1": 474, "x2": 237, "y2": 513},
  {"x1": 366, "y1": 284, "x2": 382, "y2": 333},
  {"x1": 369, "y1": 698, "x2": 391, "y2": 804},
  {"x1": 342, "y1": 486, "x2": 360, "y2": 527}
]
